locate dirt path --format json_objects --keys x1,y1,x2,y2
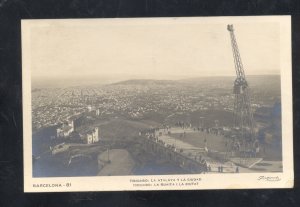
[{"x1": 97, "y1": 149, "x2": 135, "y2": 176}]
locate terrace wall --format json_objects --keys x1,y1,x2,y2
[{"x1": 143, "y1": 137, "x2": 207, "y2": 173}]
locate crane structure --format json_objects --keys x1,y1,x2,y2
[{"x1": 227, "y1": 24, "x2": 257, "y2": 151}]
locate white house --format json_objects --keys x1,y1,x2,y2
[{"x1": 81, "y1": 127, "x2": 99, "y2": 144}]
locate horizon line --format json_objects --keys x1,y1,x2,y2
[
  {"x1": 32, "y1": 73, "x2": 280, "y2": 80},
  {"x1": 32, "y1": 74, "x2": 281, "y2": 88}
]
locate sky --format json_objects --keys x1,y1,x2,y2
[{"x1": 28, "y1": 18, "x2": 281, "y2": 84}]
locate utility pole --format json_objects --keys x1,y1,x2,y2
[{"x1": 107, "y1": 147, "x2": 110, "y2": 163}]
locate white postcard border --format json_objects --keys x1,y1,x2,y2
[{"x1": 22, "y1": 16, "x2": 293, "y2": 192}]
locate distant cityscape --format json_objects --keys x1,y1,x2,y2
[
  {"x1": 32, "y1": 76, "x2": 280, "y2": 132},
  {"x1": 31, "y1": 75, "x2": 282, "y2": 177}
]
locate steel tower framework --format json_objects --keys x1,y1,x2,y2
[{"x1": 227, "y1": 24, "x2": 256, "y2": 148}]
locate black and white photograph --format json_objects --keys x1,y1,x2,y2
[{"x1": 22, "y1": 16, "x2": 293, "y2": 191}]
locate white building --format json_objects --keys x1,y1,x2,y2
[
  {"x1": 56, "y1": 120, "x2": 74, "y2": 138},
  {"x1": 81, "y1": 127, "x2": 99, "y2": 144}
]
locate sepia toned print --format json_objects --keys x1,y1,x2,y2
[{"x1": 22, "y1": 16, "x2": 293, "y2": 192}]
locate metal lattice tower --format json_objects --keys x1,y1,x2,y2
[{"x1": 227, "y1": 24, "x2": 256, "y2": 148}]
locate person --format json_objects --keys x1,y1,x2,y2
[
  {"x1": 236, "y1": 166, "x2": 239, "y2": 173},
  {"x1": 220, "y1": 165, "x2": 223, "y2": 173},
  {"x1": 218, "y1": 166, "x2": 220, "y2": 172}
]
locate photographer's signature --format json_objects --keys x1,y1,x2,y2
[{"x1": 257, "y1": 176, "x2": 281, "y2": 182}]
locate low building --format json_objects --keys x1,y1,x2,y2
[
  {"x1": 80, "y1": 127, "x2": 99, "y2": 144},
  {"x1": 56, "y1": 120, "x2": 74, "y2": 138},
  {"x1": 51, "y1": 143, "x2": 69, "y2": 155}
]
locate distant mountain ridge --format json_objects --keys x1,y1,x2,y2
[
  {"x1": 110, "y1": 75, "x2": 280, "y2": 86},
  {"x1": 32, "y1": 75, "x2": 280, "y2": 88},
  {"x1": 111, "y1": 79, "x2": 177, "y2": 85}
]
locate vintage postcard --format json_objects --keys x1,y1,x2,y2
[{"x1": 22, "y1": 16, "x2": 293, "y2": 192}]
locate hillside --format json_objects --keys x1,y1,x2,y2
[
  {"x1": 99, "y1": 118, "x2": 155, "y2": 140},
  {"x1": 110, "y1": 75, "x2": 280, "y2": 92}
]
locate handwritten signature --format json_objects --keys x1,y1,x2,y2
[{"x1": 257, "y1": 176, "x2": 281, "y2": 182}]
